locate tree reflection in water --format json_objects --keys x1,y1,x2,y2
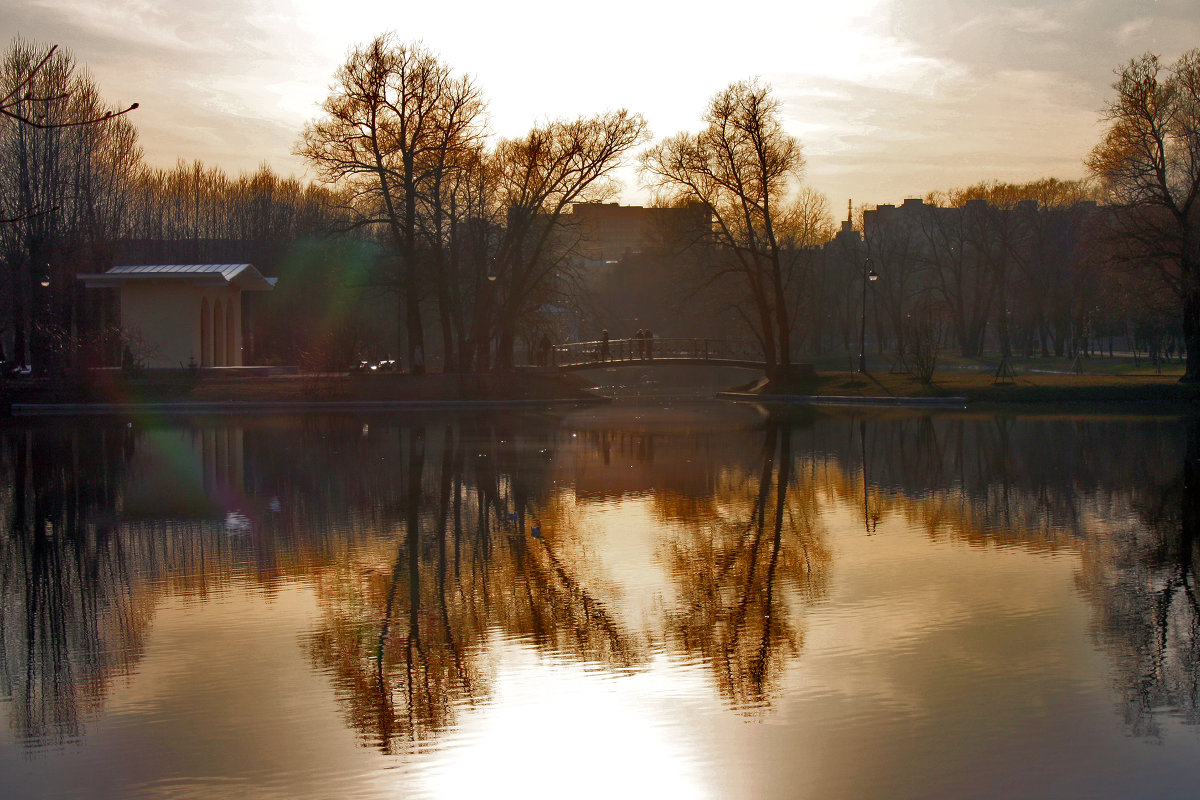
[
  {"x1": 0, "y1": 425, "x2": 149, "y2": 747},
  {"x1": 3, "y1": 409, "x2": 1200, "y2": 755},
  {"x1": 303, "y1": 417, "x2": 645, "y2": 753},
  {"x1": 1077, "y1": 415, "x2": 1200, "y2": 738},
  {"x1": 661, "y1": 421, "x2": 830, "y2": 709}
]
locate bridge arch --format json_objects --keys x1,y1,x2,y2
[{"x1": 551, "y1": 337, "x2": 766, "y2": 372}]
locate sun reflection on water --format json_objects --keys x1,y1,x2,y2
[
  {"x1": 410, "y1": 634, "x2": 713, "y2": 800},
  {"x1": 3, "y1": 409, "x2": 1200, "y2": 799}
]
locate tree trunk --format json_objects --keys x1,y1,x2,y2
[
  {"x1": 1182, "y1": 285, "x2": 1200, "y2": 383},
  {"x1": 496, "y1": 327, "x2": 515, "y2": 371}
]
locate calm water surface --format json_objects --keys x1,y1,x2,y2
[{"x1": 2, "y1": 402, "x2": 1199, "y2": 799}]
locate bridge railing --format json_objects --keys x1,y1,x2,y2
[{"x1": 551, "y1": 338, "x2": 761, "y2": 367}]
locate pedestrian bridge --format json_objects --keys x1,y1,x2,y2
[{"x1": 548, "y1": 338, "x2": 766, "y2": 372}]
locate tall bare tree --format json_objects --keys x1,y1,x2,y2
[
  {"x1": 298, "y1": 34, "x2": 485, "y2": 373},
  {"x1": 481, "y1": 110, "x2": 647, "y2": 370},
  {"x1": 419, "y1": 74, "x2": 486, "y2": 371},
  {"x1": 1088, "y1": 49, "x2": 1200, "y2": 382},
  {"x1": 0, "y1": 38, "x2": 140, "y2": 372},
  {"x1": 641, "y1": 80, "x2": 805, "y2": 378}
]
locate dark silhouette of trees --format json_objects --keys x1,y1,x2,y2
[
  {"x1": 482, "y1": 111, "x2": 647, "y2": 369},
  {"x1": 299, "y1": 34, "x2": 645, "y2": 373},
  {"x1": 850, "y1": 182, "x2": 1104, "y2": 364},
  {"x1": 1088, "y1": 49, "x2": 1200, "y2": 382},
  {"x1": 912, "y1": 197, "x2": 1000, "y2": 358},
  {"x1": 641, "y1": 80, "x2": 814, "y2": 379},
  {"x1": 297, "y1": 34, "x2": 486, "y2": 373},
  {"x1": 1, "y1": 38, "x2": 141, "y2": 373}
]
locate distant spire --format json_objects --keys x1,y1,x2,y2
[{"x1": 840, "y1": 199, "x2": 855, "y2": 235}]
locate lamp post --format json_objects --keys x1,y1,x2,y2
[
  {"x1": 32, "y1": 271, "x2": 52, "y2": 377},
  {"x1": 858, "y1": 258, "x2": 879, "y2": 373}
]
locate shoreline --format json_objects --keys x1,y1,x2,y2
[
  {"x1": 8, "y1": 397, "x2": 607, "y2": 416},
  {"x1": 3, "y1": 368, "x2": 1199, "y2": 416},
  {"x1": 718, "y1": 391, "x2": 969, "y2": 408}
]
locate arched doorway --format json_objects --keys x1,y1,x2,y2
[
  {"x1": 200, "y1": 297, "x2": 211, "y2": 366},
  {"x1": 213, "y1": 300, "x2": 225, "y2": 367},
  {"x1": 226, "y1": 298, "x2": 237, "y2": 366}
]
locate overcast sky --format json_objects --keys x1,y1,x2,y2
[{"x1": 4, "y1": 0, "x2": 1198, "y2": 211}]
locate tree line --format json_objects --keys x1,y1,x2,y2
[
  {"x1": 0, "y1": 38, "x2": 354, "y2": 371},
  {"x1": 638, "y1": 50, "x2": 1200, "y2": 381},
  {"x1": 795, "y1": 181, "x2": 1113, "y2": 370},
  {"x1": 2, "y1": 34, "x2": 1197, "y2": 380}
]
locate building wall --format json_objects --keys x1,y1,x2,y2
[
  {"x1": 570, "y1": 202, "x2": 711, "y2": 263},
  {"x1": 120, "y1": 283, "x2": 243, "y2": 368}
]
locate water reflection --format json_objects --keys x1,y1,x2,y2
[
  {"x1": 303, "y1": 420, "x2": 646, "y2": 753},
  {"x1": 1, "y1": 407, "x2": 1198, "y2": 767},
  {"x1": 0, "y1": 425, "x2": 149, "y2": 748},
  {"x1": 662, "y1": 421, "x2": 830, "y2": 709},
  {"x1": 1078, "y1": 415, "x2": 1200, "y2": 738}
]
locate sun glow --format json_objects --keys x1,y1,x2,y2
[
  {"x1": 409, "y1": 634, "x2": 714, "y2": 800},
  {"x1": 288, "y1": 0, "x2": 926, "y2": 139}
]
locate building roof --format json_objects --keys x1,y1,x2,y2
[{"x1": 78, "y1": 263, "x2": 277, "y2": 291}]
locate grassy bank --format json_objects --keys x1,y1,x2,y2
[
  {"x1": 752, "y1": 367, "x2": 1200, "y2": 408},
  {"x1": 4, "y1": 357, "x2": 1199, "y2": 411},
  {"x1": 2, "y1": 369, "x2": 602, "y2": 409}
]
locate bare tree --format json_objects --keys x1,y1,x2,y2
[
  {"x1": 298, "y1": 34, "x2": 485, "y2": 373},
  {"x1": 481, "y1": 111, "x2": 647, "y2": 370},
  {"x1": 1087, "y1": 49, "x2": 1200, "y2": 382},
  {"x1": 641, "y1": 80, "x2": 806, "y2": 379},
  {"x1": 0, "y1": 38, "x2": 140, "y2": 372}
]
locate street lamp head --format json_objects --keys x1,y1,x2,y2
[
  {"x1": 867, "y1": 268, "x2": 879, "y2": 282},
  {"x1": 40, "y1": 274, "x2": 50, "y2": 288}
]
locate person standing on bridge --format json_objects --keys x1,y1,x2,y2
[
  {"x1": 601, "y1": 329, "x2": 611, "y2": 362},
  {"x1": 635, "y1": 329, "x2": 645, "y2": 359}
]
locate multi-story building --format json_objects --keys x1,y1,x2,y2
[{"x1": 568, "y1": 202, "x2": 711, "y2": 266}]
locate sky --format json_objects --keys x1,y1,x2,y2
[{"x1": 3, "y1": 0, "x2": 1199, "y2": 212}]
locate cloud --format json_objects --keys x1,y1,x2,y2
[
  {"x1": 784, "y1": 63, "x2": 1103, "y2": 205},
  {"x1": 2, "y1": 0, "x2": 1197, "y2": 204},
  {"x1": 892, "y1": 0, "x2": 1200, "y2": 80}
]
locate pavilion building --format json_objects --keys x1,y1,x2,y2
[{"x1": 79, "y1": 263, "x2": 277, "y2": 369}]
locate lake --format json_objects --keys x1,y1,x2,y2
[{"x1": 2, "y1": 402, "x2": 1199, "y2": 799}]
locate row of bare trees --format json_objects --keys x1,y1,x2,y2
[
  {"x1": 0, "y1": 37, "x2": 363, "y2": 372},
  {"x1": 798, "y1": 48, "x2": 1200, "y2": 381},
  {"x1": 0, "y1": 38, "x2": 142, "y2": 371},
  {"x1": 297, "y1": 34, "x2": 648, "y2": 372},
  {"x1": 3, "y1": 34, "x2": 1195, "y2": 379}
]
